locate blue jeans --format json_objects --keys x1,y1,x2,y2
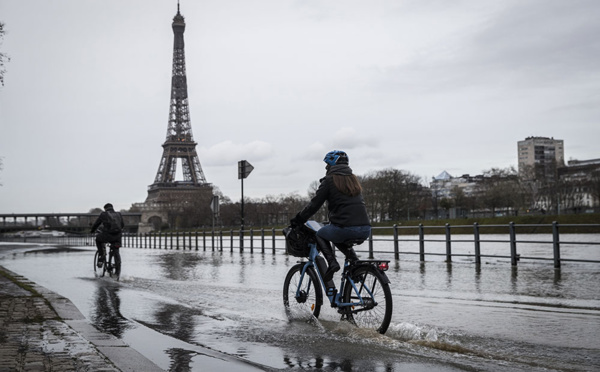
[{"x1": 316, "y1": 224, "x2": 371, "y2": 246}]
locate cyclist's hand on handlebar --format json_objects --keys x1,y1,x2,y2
[{"x1": 290, "y1": 216, "x2": 303, "y2": 228}]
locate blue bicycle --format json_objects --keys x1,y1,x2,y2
[{"x1": 283, "y1": 221, "x2": 393, "y2": 334}]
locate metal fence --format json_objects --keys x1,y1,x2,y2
[
  {"x1": 373, "y1": 222, "x2": 600, "y2": 268},
  {"x1": 2, "y1": 222, "x2": 599, "y2": 268}
]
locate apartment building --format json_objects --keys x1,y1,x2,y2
[{"x1": 517, "y1": 136, "x2": 565, "y2": 180}]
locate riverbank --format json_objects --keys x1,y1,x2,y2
[{"x1": 0, "y1": 265, "x2": 163, "y2": 372}]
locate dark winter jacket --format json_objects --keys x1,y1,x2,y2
[
  {"x1": 91, "y1": 208, "x2": 124, "y2": 235},
  {"x1": 296, "y1": 164, "x2": 370, "y2": 227}
]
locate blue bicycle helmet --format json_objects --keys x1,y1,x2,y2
[{"x1": 323, "y1": 150, "x2": 349, "y2": 166}]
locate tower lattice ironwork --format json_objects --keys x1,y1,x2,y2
[{"x1": 146, "y1": 3, "x2": 211, "y2": 204}]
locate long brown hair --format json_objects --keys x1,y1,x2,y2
[{"x1": 333, "y1": 174, "x2": 362, "y2": 197}]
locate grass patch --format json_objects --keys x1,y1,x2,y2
[
  {"x1": 373, "y1": 213, "x2": 600, "y2": 235},
  {"x1": 0, "y1": 268, "x2": 42, "y2": 297},
  {"x1": 0, "y1": 267, "x2": 61, "y2": 320},
  {"x1": 23, "y1": 314, "x2": 47, "y2": 324}
]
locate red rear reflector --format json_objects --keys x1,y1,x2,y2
[{"x1": 378, "y1": 262, "x2": 389, "y2": 271}]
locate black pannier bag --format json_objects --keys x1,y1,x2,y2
[{"x1": 283, "y1": 225, "x2": 315, "y2": 257}]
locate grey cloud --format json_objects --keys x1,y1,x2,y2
[
  {"x1": 467, "y1": 0, "x2": 600, "y2": 85},
  {"x1": 372, "y1": 0, "x2": 600, "y2": 94}
]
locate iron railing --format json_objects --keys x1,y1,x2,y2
[{"x1": 2, "y1": 222, "x2": 599, "y2": 268}]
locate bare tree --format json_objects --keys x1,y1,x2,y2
[
  {"x1": 0, "y1": 24, "x2": 9, "y2": 186},
  {"x1": 439, "y1": 197, "x2": 453, "y2": 218},
  {"x1": 477, "y1": 167, "x2": 523, "y2": 216},
  {"x1": 590, "y1": 170, "x2": 600, "y2": 207},
  {"x1": 0, "y1": 22, "x2": 9, "y2": 86},
  {"x1": 361, "y1": 168, "x2": 423, "y2": 221}
]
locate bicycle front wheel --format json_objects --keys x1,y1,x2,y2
[
  {"x1": 283, "y1": 263, "x2": 323, "y2": 321},
  {"x1": 342, "y1": 265, "x2": 393, "y2": 334},
  {"x1": 93, "y1": 251, "x2": 100, "y2": 274},
  {"x1": 101, "y1": 246, "x2": 108, "y2": 277}
]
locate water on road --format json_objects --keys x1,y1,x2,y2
[{"x1": 1, "y1": 242, "x2": 598, "y2": 371}]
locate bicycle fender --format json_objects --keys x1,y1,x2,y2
[
  {"x1": 350, "y1": 264, "x2": 391, "y2": 285},
  {"x1": 377, "y1": 271, "x2": 391, "y2": 285}
]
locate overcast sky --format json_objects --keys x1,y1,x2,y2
[{"x1": 1, "y1": 0, "x2": 599, "y2": 213}]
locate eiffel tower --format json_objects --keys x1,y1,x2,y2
[{"x1": 146, "y1": 3, "x2": 212, "y2": 205}]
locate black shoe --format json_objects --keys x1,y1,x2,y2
[
  {"x1": 326, "y1": 287, "x2": 337, "y2": 297},
  {"x1": 323, "y1": 261, "x2": 340, "y2": 282}
]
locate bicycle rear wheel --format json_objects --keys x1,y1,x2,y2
[
  {"x1": 342, "y1": 265, "x2": 393, "y2": 334},
  {"x1": 106, "y1": 252, "x2": 114, "y2": 278},
  {"x1": 111, "y1": 249, "x2": 121, "y2": 281},
  {"x1": 283, "y1": 263, "x2": 322, "y2": 321}
]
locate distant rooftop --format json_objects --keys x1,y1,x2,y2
[
  {"x1": 435, "y1": 170, "x2": 452, "y2": 180},
  {"x1": 567, "y1": 158, "x2": 600, "y2": 166}
]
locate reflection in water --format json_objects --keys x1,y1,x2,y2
[
  {"x1": 90, "y1": 282, "x2": 133, "y2": 338},
  {"x1": 238, "y1": 254, "x2": 247, "y2": 284},
  {"x1": 510, "y1": 266, "x2": 519, "y2": 294},
  {"x1": 156, "y1": 253, "x2": 204, "y2": 281},
  {"x1": 147, "y1": 303, "x2": 202, "y2": 344},
  {"x1": 144, "y1": 303, "x2": 210, "y2": 371},
  {"x1": 283, "y1": 355, "x2": 327, "y2": 370},
  {"x1": 283, "y1": 354, "x2": 394, "y2": 372},
  {"x1": 166, "y1": 348, "x2": 195, "y2": 372},
  {"x1": 553, "y1": 268, "x2": 562, "y2": 289},
  {"x1": 209, "y1": 253, "x2": 223, "y2": 281},
  {"x1": 445, "y1": 262, "x2": 453, "y2": 290},
  {"x1": 22, "y1": 247, "x2": 88, "y2": 255},
  {"x1": 419, "y1": 262, "x2": 426, "y2": 289},
  {"x1": 474, "y1": 265, "x2": 482, "y2": 294}
]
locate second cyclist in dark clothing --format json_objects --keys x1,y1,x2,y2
[{"x1": 90, "y1": 203, "x2": 124, "y2": 265}]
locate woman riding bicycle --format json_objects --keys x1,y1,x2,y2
[{"x1": 290, "y1": 150, "x2": 371, "y2": 283}]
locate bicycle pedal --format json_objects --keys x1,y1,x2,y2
[
  {"x1": 337, "y1": 308, "x2": 350, "y2": 316},
  {"x1": 326, "y1": 287, "x2": 337, "y2": 297}
]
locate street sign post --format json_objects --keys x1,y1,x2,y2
[
  {"x1": 210, "y1": 195, "x2": 220, "y2": 214},
  {"x1": 210, "y1": 195, "x2": 219, "y2": 248},
  {"x1": 238, "y1": 160, "x2": 254, "y2": 179},
  {"x1": 238, "y1": 160, "x2": 253, "y2": 251}
]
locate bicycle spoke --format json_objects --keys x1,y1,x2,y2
[
  {"x1": 283, "y1": 264, "x2": 322, "y2": 321},
  {"x1": 342, "y1": 266, "x2": 392, "y2": 334}
]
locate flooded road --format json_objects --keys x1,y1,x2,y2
[{"x1": 1, "y1": 242, "x2": 598, "y2": 371}]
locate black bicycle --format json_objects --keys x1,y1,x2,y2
[
  {"x1": 283, "y1": 221, "x2": 393, "y2": 334},
  {"x1": 94, "y1": 242, "x2": 121, "y2": 281}
]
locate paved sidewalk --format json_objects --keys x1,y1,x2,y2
[{"x1": 0, "y1": 265, "x2": 163, "y2": 372}]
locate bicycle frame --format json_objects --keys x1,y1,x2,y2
[
  {"x1": 296, "y1": 244, "x2": 377, "y2": 310},
  {"x1": 99, "y1": 242, "x2": 121, "y2": 280}
]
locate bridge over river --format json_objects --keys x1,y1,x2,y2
[{"x1": 0, "y1": 212, "x2": 142, "y2": 233}]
